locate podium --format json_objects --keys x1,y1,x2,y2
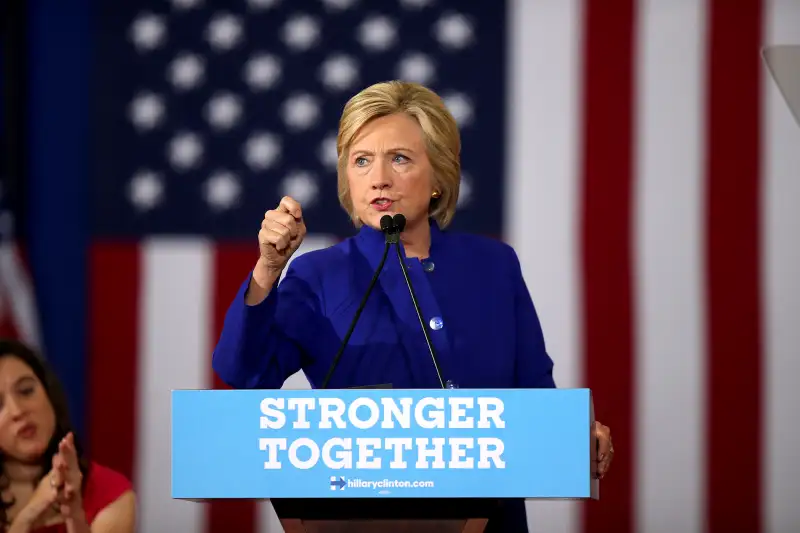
[{"x1": 171, "y1": 388, "x2": 599, "y2": 532}]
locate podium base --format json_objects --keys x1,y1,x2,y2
[
  {"x1": 279, "y1": 518, "x2": 488, "y2": 533},
  {"x1": 272, "y1": 498, "x2": 498, "y2": 533}
]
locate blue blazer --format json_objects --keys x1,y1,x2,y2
[
  {"x1": 213, "y1": 221, "x2": 556, "y2": 391},
  {"x1": 212, "y1": 221, "x2": 556, "y2": 532}
]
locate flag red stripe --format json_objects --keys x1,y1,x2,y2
[
  {"x1": 87, "y1": 242, "x2": 141, "y2": 480},
  {"x1": 207, "y1": 244, "x2": 260, "y2": 533},
  {"x1": 0, "y1": 317, "x2": 19, "y2": 339},
  {"x1": 705, "y1": 1, "x2": 764, "y2": 531},
  {"x1": 579, "y1": 0, "x2": 637, "y2": 531}
]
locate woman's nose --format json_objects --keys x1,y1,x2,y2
[
  {"x1": 6, "y1": 398, "x2": 24, "y2": 419},
  {"x1": 370, "y1": 160, "x2": 393, "y2": 189}
]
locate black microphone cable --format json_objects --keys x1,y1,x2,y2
[
  {"x1": 390, "y1": 214, "x2": 446, "y2": 389},
  {"x1": 320, "y1": 215, "x2": 396, "y2": 389}
]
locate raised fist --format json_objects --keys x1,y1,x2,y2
[{"x1": 257, "y1": 195, "x2": 307, "y2": 275}]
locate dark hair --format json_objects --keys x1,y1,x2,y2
[{"x1": 0, "y1": 339, "x2": 89, "y2": 527}]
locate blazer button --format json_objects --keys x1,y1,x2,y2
[
  {"x1": 422, "y1": 259, "x2": 435, "y2": 272},
  {"x1": 429, "y1": 317, "x2": 444, "y2": 330}
]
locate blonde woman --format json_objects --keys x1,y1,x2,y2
[{"x1": 213, "y1": 81, "x2": 614, "y2": 532}]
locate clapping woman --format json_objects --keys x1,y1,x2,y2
[{"x1": 0, "y1": 339, "x2": 136, "y2": 533}]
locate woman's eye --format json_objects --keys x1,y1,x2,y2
[
  {"x1": 393, "y1": 154, "x2": 409, "y2": 163},
  {"x1": 355, "y1": 157, "x2": 368, "y2": 166}
]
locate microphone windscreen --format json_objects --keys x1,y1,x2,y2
[
  {"x1": 380, "y1": 215, "x2": 394, "y2": 232},
  {"x1": 392, "y1": 214, "x2": 406, "y2": 232}
]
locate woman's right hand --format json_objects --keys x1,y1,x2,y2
[
  {"x1": 9, "y1": 470, "x2": 61, "y2": 532},
  {"x1": 249, "y1": 196, "x2": 307, "y2": 300}
]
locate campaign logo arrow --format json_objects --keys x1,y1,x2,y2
[{"x1": 329, "y1": 476, "x2": 346, "y2": 490}]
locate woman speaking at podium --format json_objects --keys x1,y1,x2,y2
[{"x1": 212, "y1": 81, "x2": 613, "y2": 532}]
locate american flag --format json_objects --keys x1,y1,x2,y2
[
  {"x1": 69, "y1": 0, "x2": 800, "y2": 532},
  {"x1": 91, "y1": 0, "x2": 502, "y2": 532}
]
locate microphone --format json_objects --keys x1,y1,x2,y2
[
  {"x1": 390, "y1": 214, "x2": 447, "y2": 389},
  {"x1": 320, "y1": 215, "x2": 396, "y2": 389}
]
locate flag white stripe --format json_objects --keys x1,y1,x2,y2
[
  {"x1": 0, "y1": 245, "x2": 42, "y2": 349},
  {"x1": 633, "y1": 1, "x2": 708, "y2": 532},
  {"x1": 507, "y1": 0, "x2": 583, "y2": 531},
  {"x1": 762, "y1": 1, "x2": 800, "y2": 532},
  {"x1": 138, "y1": 239, "x2": 211, "y2": 533}
]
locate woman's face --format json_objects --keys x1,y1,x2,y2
[
  {"x1": 346, "y1": 113, "x2": 435, "y2": 232},
  {"x1": 0, "y1": 356, "x2": 56, "y2": 463}
]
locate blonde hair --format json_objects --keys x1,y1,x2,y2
[{"x1": 336, "y1": 80, "x2": 461, "y2": 229}]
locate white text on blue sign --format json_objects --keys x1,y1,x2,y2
[{"x1": 258, "y1": 396, "x2": 508, "y2": 471}]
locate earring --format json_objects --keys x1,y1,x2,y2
[{"x1": 431, "y1": 190, "x2": 441, "y2": 199}]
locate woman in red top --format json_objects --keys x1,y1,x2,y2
[{"x1": 0, "y1": 339, "x2": 136, "y2": 532}]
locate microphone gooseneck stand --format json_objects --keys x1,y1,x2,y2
[
  {"x1": 320, "y1": 215, "x2": 395, "y2": 389},
  {"x1": 390, "y1": 214, "x2": 447, "y2": 389}
]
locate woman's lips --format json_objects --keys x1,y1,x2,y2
[
  {"x1": 17, "y1": 423, "x2": 37, "y2": 439},
  {"x1": 371, "y1": 199, "x2": 394, "y2": 211}
]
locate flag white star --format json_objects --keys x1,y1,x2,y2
[
  {"x1": 243, "y1": 132, "x2": 282, "y2": 171},
  {"x1": 434, "y1": 12, "x2": 474, "y2": 50},
  {"x1": 280, "y1": 171, "x2": 319, "y2": 207},
  {"x1": 129, "y1": 13, "x2": 167, "y2": 52},
  {"x1": 281, "y1": 93, "x2": 321, "y2": 131},
  {"x1": 319, "y1": 54, "x2": 359, "y2": 91},
  {"x1": 396, "y1": 53, "x2": 436, "y2": 85},
  {"x1": 167, "y1": 53, "x2": 206, "y2": 91},
  {"x1": 128, "y1": 92, "x2": 165, "y2": 131},
  {"x1": 357, "y1": 15, "x2": 397, "y2": 52},
  {"x1": 442, "y1": 92, "x2": 474, "y2": 127},
  {"x1": 243, "y1": 53, "x2": 282, "y2": 91},
  {"x1": 204, "y1": 170, "x2": 241, "y2": 210},
  {"x1": 457, "y1": 173, "x2": 472, "y2": 208},
  {"x1": 318, "y1": 133, "x2": 339, "y2": 169},
  {"x1": 281, "y1": 14, "x2": 321, "y2": 52},
  {"x1": 128, "y1": 170, "x2": 164, "y2": 211},
  {"x1": 204, "y1": 92, "x2": 243, "y2": 131},
  {"x1": 167, "y1": 132, "x2": 204, "y2": 171},
  {"x1": 206, "y1": 12, "x2": 244, "y2": 51}
]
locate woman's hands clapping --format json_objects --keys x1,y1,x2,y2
[
  {"x1": 9, "y1": 433, "x2": 85, "y2": 533},
  {"x1": 51, "y1": 432, "x2": 84, "y2": 519},
  {"x1": 9, "y1": 470, "x2": 61, "y2": 532}
]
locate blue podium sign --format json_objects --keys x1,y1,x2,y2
[{"x1": 171, "y1": 388, "x2": 597, "y2": 499}]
